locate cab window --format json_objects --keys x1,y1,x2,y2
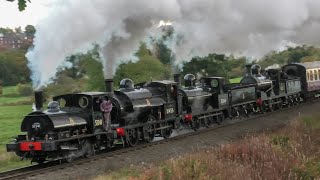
[
  {"x1": 314, "y1": 70, "x2": 318, "y2": 81},
  {"x1": 211, "y1": 79, "x2": 219, "y2": 87}
]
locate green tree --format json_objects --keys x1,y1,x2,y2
[
  {"x1": 154, "y1": 41, "x2": 172, "y2": 64},
  {"x1": 150, "y1": 26, "x2": 174, "y2": 65},
  {"x1": 114, "y1": 43, "x2": 170, "y2": 87},
  {"x1": 81, "y1": 55, "x2": 104, "y2": 91},
  {"x1": 0, "y1": 27, "x2": 13, "y2": 34},
  {"x1": 0, "y1": 49, "x2": 31, "y2": 86},
  {"x1": 182, "y1": 53, "x2": 233, "y2": 79},
  {"x1": 53, "y1": 45, "x2": 105, "y2": 91},
  {"x1": 6, "y1": 0, "x2": 30, "y2": 11},
  {"x1": 15, "y1": 26, "x2": 22, "y2": 33},
  {"x1": 260, "y1": 45, "x2": 320, "y2": 68},
  {"x1": 46, "y1": 73, "x2": 85, "y2": 96},
  {"x1": 25, "y1": 25, "x2": 36, "y2": 35}
]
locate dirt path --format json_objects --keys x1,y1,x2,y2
[{"x1": 29, "y1": 102, "x2": 320, "y2": 180}]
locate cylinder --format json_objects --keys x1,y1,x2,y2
[
  {"x1": 173, "y1": 74, "x2": 181, "y2": 86},
  {"x1": 34, "y1": 91, "x2": 43, "y2": 111},
  {"x1": 104, "y1": 79, "x2": 114, "y2": 93}
]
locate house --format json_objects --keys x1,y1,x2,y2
[{"x1": 0, "y1": 32, "x2": 33, "y2": 49}]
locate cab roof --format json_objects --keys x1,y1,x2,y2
[{"x1": 149, "y1": 80, "x2": 177, "y2": 85}]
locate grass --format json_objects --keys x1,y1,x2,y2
[
  {"x1": 2, "y1": 86, "x2": 19, "y2": 96},
  {"x1": 0, "y1": 86, "x2": 33, "y2": 172},
  {"x1": 0, "y1": 86, "x2": 32, "y2": 106},
  {"x1": 0, "y1": 105, "x2": 31, "y2": 172},
  {"x1": 229, "y1": 77, "x2": 242, "y2": 83},
  {"x1": 94, "y1": 113, "x2": 320, "y2": 180},
  {"x1": 0, "y1": 105, "x2": 31, "y2": 144}
]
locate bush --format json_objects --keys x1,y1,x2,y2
[{"x1": 17, "y1": 83, "x2": 33, "y2": 96}]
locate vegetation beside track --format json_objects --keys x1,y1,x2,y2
[
  {"x1": 0, "y1": 86, "x2": 31, "y2": 172},
  {"x1": 95, "y1": 113, "x2": 320, "y2": 180}
]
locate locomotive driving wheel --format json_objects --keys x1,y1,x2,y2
[
  {"x1": 126, "y1": 128, "x2": 139, "y2": 147},
  {"x1": 259, "y1": 101, "x2": 268, "y2": 113},
  {"x1": 207, "y1": 117, "x2": 213, "y2": 127},
  {"x1": 231, "y1": 107, "x2": 240, "y2": 119},
  {"x1": 82, "y1": 139, "x2": 95, "y2": 158},
  {"x1": 216, "y1": 113, "x2": 225, "y2": 125},
  {"x1": 161, "y1": 122, "x2": 172, "y2": 139},
  {"x1": 143, "y1": 115, "x2": 156, "y2": 142},
  {"x1": 191, "y1": 117, "x2": 201, "y2": 130}
]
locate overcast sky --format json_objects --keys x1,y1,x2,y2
[{"x1": 0, "y1": 0, "x2": 50, "y2": 29}]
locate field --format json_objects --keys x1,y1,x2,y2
[
  {"x1": 95, "y1": 114, "x2": 320, "y2": 180},
  {"x1": 0, "y1": 86, "x2": 32, "y2": 172}
]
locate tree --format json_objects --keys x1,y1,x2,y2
[
  {"x1": 0, "y1": 49, "x2": 31, "y2": 86},
  {"x1": 114, "y1": 43, "x2": 170, "y2": 88},
  {"x1": 53, "y1": 45, "x2": 105, "y2": 91},
  {"x1": 150, "y1": 25, "x2": 174, "y2": 65},
  {"x1": 182, "y1": 53, "x2": 233, "y2": 79},
  {"x1": 6, "y1": 0, "x2": 30, "y2": 11},
  {"x1": 25, "y1": 25, "x2": 36, "y2": 35},
  {"x1": 46, "y1": 73, "x2": 85, "y2": 96},
  {"x1": 154, "y1": 41, "x2": 172, "y2": 64},
  {"x1": 135, "y1": 42, "x2": 152, "y2": 57},
  {"x1": 260, "y1": 45, "x2": 320, "y2": 68},
  {"x1": 81, "y1": 54, "x2": 105, "y2": 91},
  {"x1": 15, "y1": 26, "x2": 22, "y2": 33},
  {"x1": 0, "y1": 27, "x2": 13, "y2": 34}
]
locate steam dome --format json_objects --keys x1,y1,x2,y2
[{"x1": 120, "y1": 78, "x2": 134, "y2": 89}]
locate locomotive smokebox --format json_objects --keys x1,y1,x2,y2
[
  {"x1": 34, "y1": 90, "x2": 43, "y2": 111},
  {"x1": 173, "y1": 74, "x2": 181, "y2": 86},
  {"x1": 245, "y1": 64, "x2": 252, "y2": 76},
  {"x1": 104, "y1": 79, "x2": 114, "y2": 94}
]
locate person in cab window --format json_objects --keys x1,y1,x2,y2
[{"x1": 100, "y1": 97, "x2": 113, "y2": 131}]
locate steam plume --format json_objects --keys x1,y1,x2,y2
[{"x1": 27, "y1": 0, "x2": 320, "y2": 89}]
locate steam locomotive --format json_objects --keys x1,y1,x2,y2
[{"x1": 6, "y1": 61, "x2": 320, "y2": 163}]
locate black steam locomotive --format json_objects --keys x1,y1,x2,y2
[
  {"x1": 7, "y1": 78, "x2": 181, "y2": 162},
  {"x1": 6, "y1": 61, "x2": 320, "y2": 163}
]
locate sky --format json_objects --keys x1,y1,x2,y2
[
  {"x1": 0, "y1": 0, "x2": 49, "y2": 29},
  {"x1": 3, "y1": 0, "x2": 320, "y2": 89}
]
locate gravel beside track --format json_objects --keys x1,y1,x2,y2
[{"x1": 3, "y1": 101, "x2": 320, "y2": 180}]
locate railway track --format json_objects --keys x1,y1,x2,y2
[{"x1": 1, "y1": 99, "x2": 318, "y2": 180}]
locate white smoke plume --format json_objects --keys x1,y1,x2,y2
[{"x1": 27, "y1": 0, "x2": 320, "y2": 89}]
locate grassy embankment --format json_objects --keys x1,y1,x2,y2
[
  {"x1": 95, "y1": 113, "x2": 320, "y2": 180},
  {"x1": 229, "y1": 77, "x2": 242, "y2": 83},
  {"x1": 0, "y1": 86, "x2": 32, "y2": 172}
]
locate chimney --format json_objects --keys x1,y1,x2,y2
[
  {"x1": 34, "y1": 91, "x2": 43, "y2": 111},
  {"x1": 173, "y1": 74, "x2": 181, "y2": 86},
  {"x1": 245, "y1": 64, "x2": 252, "y2": 76},
  {"x1": 104, "y1": 79, "x2": 114, "y2": 93}
]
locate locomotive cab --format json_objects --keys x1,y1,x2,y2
[
  {"x1": 54, "y1": 93, "x2": 113, "y2": 132},
  {"x1": 200, "y1": 77, "x2": 229, "y2": 109}
]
